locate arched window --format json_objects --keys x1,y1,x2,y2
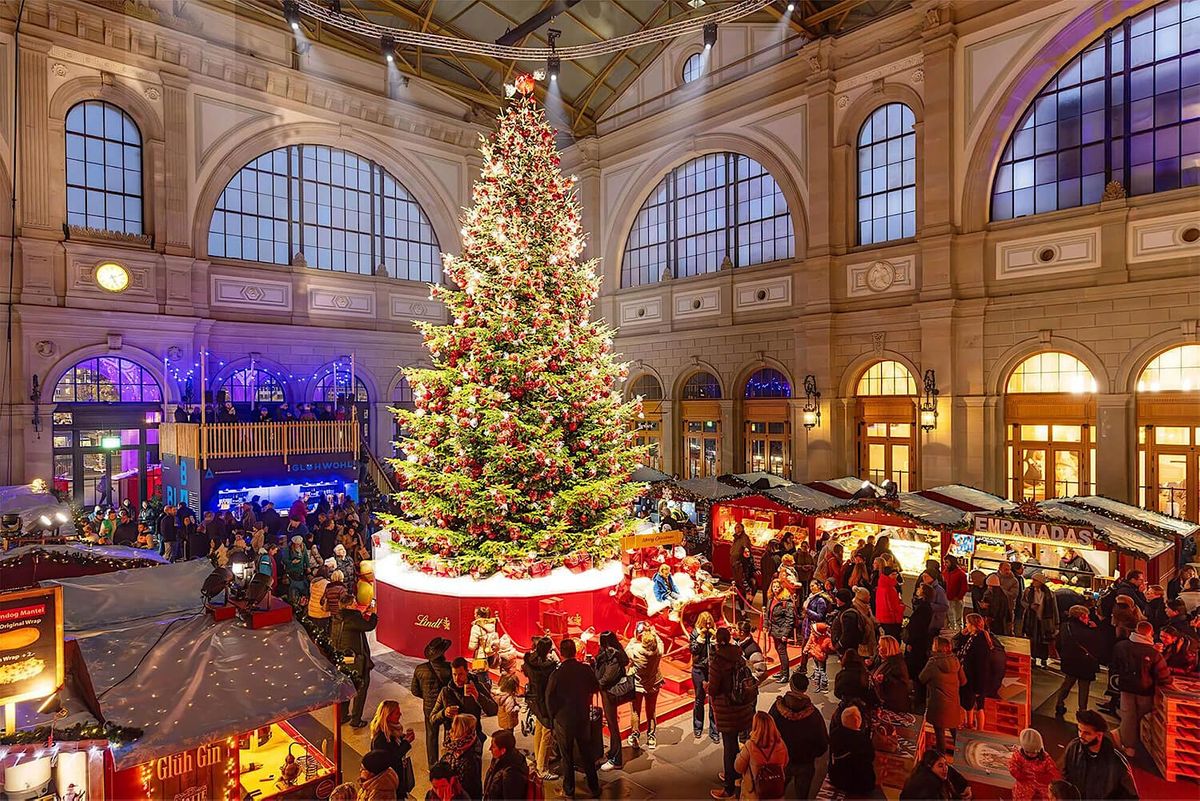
[
  {"x1": 1137, "y1": 345, "x2": 1200, "y2": 521},
  {"x1": 857, "y1": 103, "x2": 916, "y2": 245},
  {"x1": 743, "y1": 368, "x2": 791, "y2": 399},
  {"x1": 220, "y1": 368, "x2": 286, "y2": 404},
  {"x1": 312, "y1": 372, "x2": 370, "y2": 403},
  {"x1": 743, "y1": 368, "x2": 791, "y2": 476},
  {"x1": 392, "y1": 376, "x2": 415, "y2": 408},
  {"x1": 991, "y1": 1, "x2": 1200, "y2": 221},
  {"x1": 208, "y1": 144, "x2": 441, "y2": 281},
  {"x1": 53, "y1": 356, "x2": 161, "y2": 403},
  {"x1": 621, "y1": 152, "x2": 794, "y2": 287},
  {"x1": 628, "y1": 374, "x2": 664, "y2": 401},
  {"x1": 682, "y1": 372, "x2": 722, "y2": 400},
  {"x1": 682, "y1": 53, "x2": 704, "y2": 84},
  {"x1": 856, "y1": 360, "x2": 917, "y2": 491},
  {"x1": 65, "y1": 101, "x2": 143, "y2": 235},
  {"x1": 1005, "y1": 352, "x2": 1097, "y2": 502},
  {"x1": 857, "y1": 360, "x2": 917, "y2": 396}
]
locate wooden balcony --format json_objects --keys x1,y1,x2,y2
[{"x1": 159, "y1": 421, "x2": 361, "y2": 467}]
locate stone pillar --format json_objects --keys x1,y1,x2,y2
[
  {"x1": 161, "y1": 69, "x2": 192, "y2": 254},
  {"x1": 17, "y1": 37, "x2": 56, "y2": 238},
  {"x1": 659, "y1": 402, "x2": 676, "y2": 477},
  {"x1": 920, "y1": 301, "x2": 955, "y2": 489},
  {"x1": 983, "y1": 395, "x2": 1006, "y2": 497},
  {"x1": 1095, "y1": 393, "x2": 1134, "y2": 503},
  {"x1": 958, "y1": 395, "x2": 986, "y2": 488},
  {"x1": 719, "y1": 399, "x2": 734, "y2": 477}
]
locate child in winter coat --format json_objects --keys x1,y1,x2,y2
[
  {"x1": 805, "y1": 621, "x2": 835, "y2": 693},
  {"x1": 494, "y1": 673, "x2": 521, "y2": 731},
  {"x1": 1008, "y1": 728, "x2": 1061, "y2": 801}
]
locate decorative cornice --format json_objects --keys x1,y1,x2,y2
[
  {"x1": 65, "y1": 225, "x2": 153, "y2": 247},
  {"x1": 833, "y1": 53, "x2": 924, "y2": 94}
]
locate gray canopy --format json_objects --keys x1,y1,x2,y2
[{"x1": 40, "y1": 559, "x2": 212, "y2": 635}]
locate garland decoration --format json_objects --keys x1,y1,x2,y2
[{"x1": 0, "y1": 722, "x2": 143, "y2": 746}]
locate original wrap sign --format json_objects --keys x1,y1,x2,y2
[
  {"x1": 0, "y1": 586, "x2": 64, "y2": 706},
  {"x1": 972, "y1": 514, "x2": 1095, "y2": 547}
]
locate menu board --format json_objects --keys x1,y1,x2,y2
[{"x1": 0, "y1": 586, "x2": 64, "y2": 706}]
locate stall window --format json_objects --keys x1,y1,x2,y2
[
  {"x1": 1005, "y1": 352, "x2": 1096, "y2": 500},
  {"x1": 239, "y1": 706, "x2": 338, "y2": 800},
  {"x1": 855, "y1": 360, "x2": 918, "y2": 491},
  {"x1": 1137, "y1": 344, "x2": 1200, "y2": 521},
  {"x1": 629, "y1": 374, "x2": 665, "y2": 470},
  {"x1": 681, "y1": 371, "x2": 722, "y2": 478},
  {"x1": 743, "y1": 368, "x2": 790, "y2": 476}
]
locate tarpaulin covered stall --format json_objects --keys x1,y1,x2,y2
[{"x1": 0, "y1": 544, "x2": 165, "y2": 591}]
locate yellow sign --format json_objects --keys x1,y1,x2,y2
[
  {"x1": 621, "y1": 529, "x2": 683, "y2": 550},
  {"x1": 0, "y1": 586, "x2": 64, "y2": 707}
]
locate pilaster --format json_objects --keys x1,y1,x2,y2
[
  {"x1": 1096, "y1": 393, "x2": 1135, "y2": 503},
  {"x1": 17, "y1": 36, "x2": 55, "y2": 237}
]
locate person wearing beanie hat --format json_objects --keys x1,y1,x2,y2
[
  {"x1": 1008, "y1": 728, "x2": 1061, "y2": 801},
  {"x1": 981, "y1": 573, "x2": 1012, "y2": 635},
  {"x1": 357, "y1": 749, "x2": 399, "y2": 800},
  {"x1": 831, "y1": 588, "x2": 869, "y2": 655},
  {"x1": 769, "y1": 673, "x2": 829, "y2": 798},
  {"x1": 1021, "y1": 571, "x2": 1060, "y2": 668}
]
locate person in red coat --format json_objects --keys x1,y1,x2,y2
[
  {"x1": 874, "y1": 563, "x2": 905, "y2": 639},
  {"x1": 1008, "y1": 728, "x2": 1061, "y2": 801},
  {"x1": 942, "y1": 555, "x2": 969, "y2": 631}
]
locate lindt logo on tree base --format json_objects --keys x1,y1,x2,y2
[{"x1": 415, "y1": 614, "x2": 451, "y2": 630}]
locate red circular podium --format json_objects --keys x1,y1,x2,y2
[{"x1": 374, "y1": 554, "x2": 624, "y2": 658}]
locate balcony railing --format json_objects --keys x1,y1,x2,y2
[{"x1": 159, "y1": 421, "x2": 361, "y2": 467}]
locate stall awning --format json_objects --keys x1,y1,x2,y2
[
  {"x1": 895, "y1": 494, "x2": 969, "y2": 528},
  {"x1": 1061, "y1": 496, "x2": 1198, "y2": 541},
  {"x1": 630, "y1": 466, "x2": 673, "y2": 484},
  {"x1": 667, "y1": 476, "x2": 752, "y2": 503},
  {"x1": 0, "y1": 484, "x2": 78, "y2": 536},
  {"x1": 917, "y1": 486, "x2": 1016, "y2": 514},
  {"x1": 40, "y1": 560, "x2": 211, "y2": 636},
  {"x1": 1038, "y1": 500, "x2": 1175, "y2": 560},
  {"x1": 805, "y1": 476, "x2": 865, "y2": 499},
  {"x1": 726, "y1": 472, "x2": 793, "y2": 490},
  {"x1": 69, "y1": 614, "x2": 354, "y2": 770},
  {"x1": 761, "y1": 483, "x2": 849, "y2": 514}
]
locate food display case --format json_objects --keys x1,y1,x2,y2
[
  {"x1": 710, "y1": 495, "x2": 809, "y2": 579},
  {"x1": 813, "y1": 514, "x2": 943, "y2": 576}
]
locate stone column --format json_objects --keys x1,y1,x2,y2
[
  {"x1": 983, "y1": 395, "x2": 1006, "y2": 497},
  {"x1": 919, "y1": 301, "x2": 955, "y2": 489},
  {"x1": 1095, "y1": 393, "x2": 1134, "y2": 503},
  {"x1": 17, "y1": 37, "x2": 56, "y2": 238},
  {"x1": 161, "y1": 69, "x2": 192, "y2": 254},
  {"x1": 719, "y1": 399, "x2": 735, "y2": 477},
  {"x1": 659, "y1": 401, "x2": 675, "y2": 477},
  {"x1": 958, "y1": 395, "x2": 986, "y2": 488}
]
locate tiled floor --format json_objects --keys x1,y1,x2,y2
[{"x1": 343, "y1": 635, "x2": 1186, "y2": 799}]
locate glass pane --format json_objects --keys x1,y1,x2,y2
[
  {"x1": 768, "y1": 440, "x2": 785, "y2": 476},
  {"x1": 1155, "y1": 426, "x2": 1191, "y2": 445},
  {"x1": 1052, "y1": 424, "x2": 1083, "y2": 442},
  {"x1": 866, "y1": 422, "x2": 888, "y2": 437},
  {"x1": 890, "y1": 423, "x2": 911, "y2": 438},
  {"x1": 1138, "y1": 344, "x2": 1200, "y2": 391},
  {"x1": 1054, "y1": 450, "x2": 1082, "y2": 496},
  {"x1": 1019, "y1": 449, "x2": 1047, "y2": 500},
  {"x1": 1157, "y1": 452, "x2": 1188, "y2": 518},
  {"x1": 868, "y1": 443, "x2": 885, "y2": 473},
  {"x1": 1021, "y1": 425, "x2": 1050, "y2": 441},
  {"x1": 891, "y1": 445, "x2": 910, "y2": 492},
  {"x1": 704, "y1": 437, "x2": 718, "y2": 477}
]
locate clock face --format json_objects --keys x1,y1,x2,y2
[
  {"x1": 95, "y1": 261, "x2": 130, "y2": 293},
  {"x1": 866, "y1": 262, "x2": 894, "y2": 292}
]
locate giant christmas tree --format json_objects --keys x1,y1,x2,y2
[{"x1": 384, "y1": 76, "x2": 645, "y2": 578}]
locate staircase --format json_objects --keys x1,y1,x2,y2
[{"x1": 359, "y1": 440, "x2": 398, "y2": 510}]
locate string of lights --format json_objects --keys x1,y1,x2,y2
[
  {"x1": 0, "y1": 721, "x2": 144, "y2": 746},
  {"x1": 293, "y1": 0, "x2": 775, "y2": 61}
]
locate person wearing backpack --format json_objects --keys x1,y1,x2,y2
[
  {"x1": 1111, "y1": 620, "x2": 1172, "y2": 757},
  {"x1": 1054, "y1": 605, "x2": 1103, "y2": 716},
  {"x1": 770, "y1": 673, "x2": 828, "y2": 798},
  {"x1": 830, "y1": 589, "x2": 865, "y2": 653},
  {"x1": 827, "y1": 704, "x2": 876, "y2": 797},
  {"x1": 594, "y1": 631, "x2": 633, "y2": 771},
  {"x1": 734, "y1": 711, "x2": 789, "y2": 800},
  {"x1": 708, "y1": 626, "x2": 758, "y2": 799}
]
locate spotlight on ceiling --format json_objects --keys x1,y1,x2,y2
[
  {"x1": 787, "y1": 1, "x2": 796, "y2": 11},
  {"x1": 381, "y1": 34, "x2": 395, "y2": 63},
  {"x1": 547, "y1": 28, "x2": 561, "y2": 82},
  {"x1": 282, "y1": 0, "x2": 301, "y2": 30},
  {"x1": 703, "y1": 22, "x2": 717, "y2": 50}
]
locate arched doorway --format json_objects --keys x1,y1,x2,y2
[
  {"x1": 312, "y1": 368, "x2": 370, "y2": 441},
  {"x1": 628, "y1": 374, "x2": 664, "y2": 471},
  {"x1": 52, "y1": 356, "x2": 163, "y2": 508},
  {"x1": 217, "y1": 367, "x2": 287, "y2": 417},
  {"x1": 856, "y1": 360, "x2": 917, "y2": 491},
  {"x1": 1004, "y1": 352, "x2": 1097, "y2": 500},
  {"x1": 680, "y1": 372, "x2": 722, "y2": 479},
  {"x1": 742, "y1": 368, "x2": 791, "y2": 476},
  {"x1": 1137, "y1": 344, "x2": 1200, "y2": 521}
]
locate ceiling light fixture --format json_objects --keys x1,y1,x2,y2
[
  {"x1": 786, "y1": 1, "x2": 795, "y2": 11},
  {"x1": 703, "y1": 22, "x2": 717, "y2": 50},
  {"x1": 282, "y1": 0, "x2": 301, "y2": 30},
  {"x1": 547, "y1": 28, "x2": 561, "y2": 82},
  {"x1": 381, "y1": 34, "x2": 395, "y2": 63}
]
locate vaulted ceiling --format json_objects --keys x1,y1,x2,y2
[{"x1": 229, "y1": 0, "x2": 909, "y2": 136}]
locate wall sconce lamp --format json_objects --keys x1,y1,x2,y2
[
  {"x1": 919, "y1": 369, "x2": 939, "y2": 432},
  {"x1": 802, "y1": 374, "x2": 821, "y2": 429}
]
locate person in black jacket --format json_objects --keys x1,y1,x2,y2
[
  {"x1": 113, "y1": 509, "x2": 139, "y2": 546},
  {"x1": 834, "y1": 648, "x2": 874, "y2": 707},
  {"x1": 1054, "y1": 605, "x2": 1103, "y2": 716},
  {"x1": 900, "y1": 748, "x2": 971, "y2": 800},
  {"x1": 260, "y1": 501, "x2": 282, "y2": 538},
  {"x1": 331, "y1": 602, "x2": 378, "y2": 727},
  {"x1": 593, "y1": 631, "x2": 631, "y2": 770},
  {"x1": 411, "y1": 637, "x2": 453, "y2": 765},
  {"x1": 545, "y1": 638, "x2": 601, "y2": 800},
  {"x1": 828, "y1": 704, "x2": 875, "y2": 797},
  {"x1": 769, "y1": 674, "x2": 828, "y2": 798},
  {"x1": 521, "y1": 637, "x2": 559, "y2": 780},
  {"x1": 483, "y1": 729, "x2": 530, "y2": 801},
  {"x1": 1059, "y1": 711, "x2": 1138, "y2": 801},
  {"x1": 689, "y1": 611, "x2": 719, "y2": 742},
  {"x1": 766, "y1": 580, "x2": 796, "y2": 684},
  {"x1": 870, "y1": 635, "x2": 912, "y2": 713},
  {"x1": 953, "y1": 614, "x2": 994, "y2": 731},
  {"x1": 368, "y1": 699, "x2": 416, "y2": 797},
  {"x1": 831, "y1": 588, "x2": 867, "y2": 653},
  {"x1": 1111, "y1": 620, "x2": 1172, "y2": 757},
  {"x1": 431, "y1": 658, "x2": 499, "y2": 764},
  {"x1": 905, "y1": 584, "x2": 935, "y2": 707}
]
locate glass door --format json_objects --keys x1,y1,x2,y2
[
  {"x1": 634, "y1": 419, "x2": 663, "y2": 471},
  {"x1": 1139, "y1": 426, "x2": 1199, "y2": 521},
  {"x1": 684, "y1": 420, "x2": 720, "y2": 479},
  {"x1": 745, "y1": 421, "x2": 789, "y2": 476},
  {"x1": 860, "y1": 421, "x2": 915, "y2": 491},
  {"x1": 1008, "y1": 424, "x2": 1093, "y2": 500},
  {"x1": 53, "y1": 406, "x2": 161, "y2": 508}
]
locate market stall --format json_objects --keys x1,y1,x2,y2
[
  {"x1": 1039, "y1": 501, "x2": 1178, "y2": 586},
  {"x1": 0, "y1": 544, "x2": 165, "y2": 591},
  {"x1": 1059, "y1": 496, "x2": 1192, "y2": 584},
  {"x1": 1142, "y1": 674, "x2": 1200, "y2": 783},
  {"x1": 8, "y1": 564, "x2": 354, "y2": 801}
]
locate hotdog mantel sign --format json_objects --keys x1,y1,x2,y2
[{"x1": 0, "y1": 586, "x2": 64, "y2": 708}]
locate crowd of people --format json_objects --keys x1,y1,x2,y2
[{"x1": 171, "y1": 393, "x2": 362, "y2": 424}]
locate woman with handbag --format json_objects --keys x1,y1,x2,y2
[
  {"x1": 368, "y1": 700, "x2": 416, "y2": 797},
  {"x1": 734, "y1": 711, "x2": 789, "y2": 800},
  {"x1": 1053, "y1": 605, "x2": 1102, "y2": 716},
  {"x1": 594, "y1": 630, "x2": 634, "y2": 771}
]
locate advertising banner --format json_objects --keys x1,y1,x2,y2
[{"x1": 0, "y1": 586, "x2": 64, "y2": 706}]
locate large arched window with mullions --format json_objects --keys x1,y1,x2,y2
[
  {"x1": 857, "y1": 103, "x2": 916, "y2": 245},
  {"x1": 621, "y1": 152, "x2": 795, "y2": 287},
  {"x1": 991, "y1": 1, "x2": 1200, "y2": 221},
  {"x1": 743, "y1": 368, "x2": 792, "y2": 476},
  {"x1": 65, "y1": 101, "x2": 143, "y2": 235},
  {"x1": 208, "y1": 144, "x2": 441, "y2": 281},
  {"x1": 219, "y1": 368, "x2": 287, "y2": 405}
]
